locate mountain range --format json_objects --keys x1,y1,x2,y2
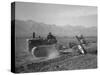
[{"x1": 13, "y1": 20, "x2": 97, "y2": 37}]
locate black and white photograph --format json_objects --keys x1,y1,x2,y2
[{"x1": 11, "y1": 2, "x2": 97, "y2": 73}]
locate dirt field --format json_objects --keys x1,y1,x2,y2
[{"x1": 15, "y1": 36, "x2": 97, "y2": 73}]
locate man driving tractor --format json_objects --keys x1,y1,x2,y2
[{"x1": 47, "y1": 32, "x2": 57, "y2": 44}]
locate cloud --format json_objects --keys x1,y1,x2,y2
[{"x1": 15, "y1": 2, "x2": 97, "y2": 27}]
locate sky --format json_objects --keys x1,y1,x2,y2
[{"x1": 15, "y1": 2, "x2": 97, "y2": 27}]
